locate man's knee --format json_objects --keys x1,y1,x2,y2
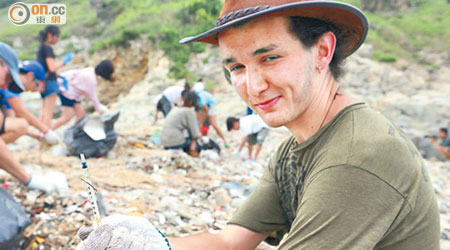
[{"x1": 15, "y1": 118, "x2": 29, "y2": 134}]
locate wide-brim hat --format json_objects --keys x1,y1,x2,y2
[
  {"x1": 179, "y1": 0, "x2": 368, "y2": 58},
  {"x1": 0, "y1": 42, "x2": 24, "y2": 90}
]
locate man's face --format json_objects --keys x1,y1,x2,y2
[
  {"x1": 219, "y1": 16, "x2": 315, "y2": 128},
  {"x1": 438, "y1": 131, "x2": 446, "y2": 139},
  {"x1": 0, "y1": 58, "x2": 12, "y2": 87},
  {"x1": 19, "y1": 72, "x2": 39, "y2": 92},
  {"x1": 232, "y1": 121, "x2": 240, "y2": 130},
  {"x1": 48, "y1": 33, "x2": 59, "y2": 45}
]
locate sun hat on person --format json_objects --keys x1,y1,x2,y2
[
  {"x1": 0, "y1": 42, "x2": 24, "y2": 90},
  {"x1": 179, "y1": 0, "x2": 368, "y2": 58},
  {"x1": 19, "y1": 60, "x2": 46, "y2": 81}
]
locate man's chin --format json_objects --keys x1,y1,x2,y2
[{"x1": 260, "y1": 115, "x2": 286, "y2": 128}]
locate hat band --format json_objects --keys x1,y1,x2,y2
[{"x1": 215, "y1": 5, "x2": 272, "y2": 27}]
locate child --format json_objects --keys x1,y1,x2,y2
[{"x1": 226, "y1": 114, "x2": 269, "y2": 161}]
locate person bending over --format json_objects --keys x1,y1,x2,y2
[{"x1": 51, "y1": 60, "x2": 114, "y2": 130}]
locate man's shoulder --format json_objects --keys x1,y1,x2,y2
[{"x1": 442, "y1": 136, "x2": 450, "y2": 147}]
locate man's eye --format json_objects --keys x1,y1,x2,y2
[
  {"x1": 264, "y1": 56, "x2": 279, "y2": 62},
  {"x1": 230, "y1": 65, "x2": 244, "y2": 72}
]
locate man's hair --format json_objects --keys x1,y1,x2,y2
[
  {"x1": 440, "y1": 128, "x2": 448, "y2": 135},
  {"x1": 288, "y1": 16, "x2": 345, "y2": 79},
  {"x1": 183, "y1": 91, "x2": 198, "y2": 107},
  {"x1": 226, "y1": 117, "x2": 239, "y2": 131}
]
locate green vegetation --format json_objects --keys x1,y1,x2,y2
[
  {"x1": 344, "y1": 0, "x2": 450, "y2": 63},
  {"x1": 1, "y1": 0, "x2": 449, "y2": 76}
]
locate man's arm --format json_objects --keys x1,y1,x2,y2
[
  {"x1": 238, "y1": 135, "x2": 248, "y2": 152},
  {"x1": 8, "y1": 97, "x2": 48, "y2": 133},
  {"x1": 0, "y1": 136, "x2": 30, "y2": 184},
  {"x1": 168, "y1": 224, "x2": 270, "y2": 250},
  {"x1": 431, "y1": 139, "x2": 450, "y2": 159},
  {"x1": 154, "y1": 109, "x2": 159, "y2": 123}
]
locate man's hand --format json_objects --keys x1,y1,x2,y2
[
  {"x1": 26, "y1": 172, "x2": 68, "y2": 194},
  {"x1": 40, "y1": 129, "x2": 59, "y2": 145},
  {"x1": 76, "y1": 214, "x2": 171, "y2": 250}
]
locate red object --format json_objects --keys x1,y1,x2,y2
[
  {"x1": 200, "y1": 125, "x2": 210, "y2": 136},
  {"x1": 1, "y1": 184, "x2": 9, "y2": 189},
  {"x1": 30, "y1": 207, "x2": 44, "y2": 215}
]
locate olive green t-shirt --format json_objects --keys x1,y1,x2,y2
[{"x1": 229, "y1": 103, "x2": 440, "y2": 250}]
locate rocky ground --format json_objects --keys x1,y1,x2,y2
[{"x1": 2, "y1": 42, "x2": 450, "y2": 249}]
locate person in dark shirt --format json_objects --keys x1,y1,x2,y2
[
  {"x1": 430, "y1": 127, "x2": 450, "y2": 159},
  {"x1": 36, "y1": 25, "x2": 73, "y2": 127}
]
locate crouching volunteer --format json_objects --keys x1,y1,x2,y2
[
  {"x1": 51, "y1": 60, "x2": 114, "y2": 130},
  {"x1": 227, "y1": 114, "x2": 269, "y2": 161},
  {"x1": 160, "y1": 91, "x2": 202, "y2": 157},
  {"x1": 0, "y1": 42, "x2": 66, "y2": 193},
  {"x1": 1, "y1": 60, "x2": 58, "y2": 145},
  {"x1": 76, "y1": 0, "x2": 439, "y2": 249}
]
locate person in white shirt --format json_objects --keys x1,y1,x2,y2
[{"x1": 227, "y1": 114, "x2": 269, "y2": 161}]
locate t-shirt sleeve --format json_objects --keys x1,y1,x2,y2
[
  {"x1": 278, "y1": 165, "x2": 409, "y2": 250},
  {"x1": 4, "y1": 89, "x2": 21, "y2": 99},
  {"x1": 441, "y1": 137, "x2": 450, "y2": 147},
  {"x1": 228, "y1": 155, "x2": 288, "y2": 237},
  {"x1": 43, "y1": 45, "x2": 55, "y2": 59}
]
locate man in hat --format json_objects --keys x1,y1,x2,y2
[
  {"x1": 76, "y1": 0, "x2": 440, "y2": 249},
  {"x1": 0, "y1": 42, "x2": 64, "y2": 194}
]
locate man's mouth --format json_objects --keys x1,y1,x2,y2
[{"x1": 255, "y1": 96, "x2": 281, "y2": 110}]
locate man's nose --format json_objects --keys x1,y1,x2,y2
[{"x1": 246, "y1": 67, "x2": 268, "y2": 97}]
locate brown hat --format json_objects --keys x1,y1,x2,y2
[{"x1": 179, "y1": 0, "x2": 368, "y2": 58}]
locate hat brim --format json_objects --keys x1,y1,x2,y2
[
  {"x1": 179, "y1": 1, "x2": 368, "y2": 58},
  {"x1": 10, "y1": 68, "x2": 24, "y2": 91}
]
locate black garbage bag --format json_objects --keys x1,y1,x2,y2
[
  {"x1": 196, "y1": 137, "x2": 221, "y2": 154},
  {"x1": 64, "y1": 112, "x2": 120, "y2": 158},
  {"x1": 0, "y1": 188, "x2": 31, "y2": 250}
]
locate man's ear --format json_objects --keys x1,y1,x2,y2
[
  {"x1": 27, "y1": 71, "x2": 35, "y2": 80},
  {"x1": 314, "y1": 31, "x2": 336, "y2": 69}
]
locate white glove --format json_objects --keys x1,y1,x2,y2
[
  {"x1": 40, "y1": 129, "x2": 59, "y2": 145},
  {"x1": 76, "y1": 214, "x2": 171, "y2": 250},
  {"x1": 26, "y1": 172, "x2": 69, "y2": 194}
]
